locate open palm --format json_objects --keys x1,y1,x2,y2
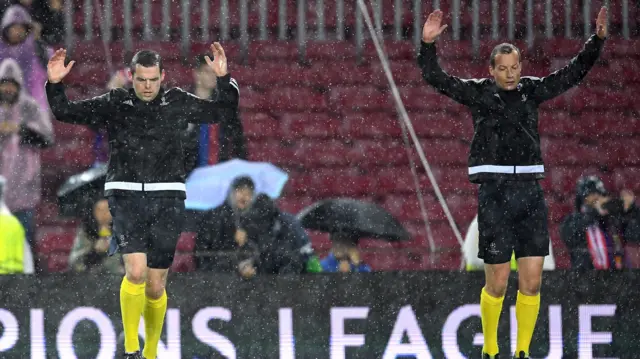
[
  {"x1": 422, "y1": 10, "x2": 448, "y2": 43},
  {"x1": 205, "y1": 42, "x2": 228, "y2": 77},
  {"x1": 47, "y1": 49, "x2": 75, "y2": 83},
  {"x1": 595, "y1": 6, "x2": 607, "y2": 39}
]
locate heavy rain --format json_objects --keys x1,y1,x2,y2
[{"x1": 0, "y1": 0, "x2": 636, "y2": 358}]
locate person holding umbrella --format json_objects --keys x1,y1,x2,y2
[
  {"x1": 45, "y1": 42, "x2": 238, "y2": 359},
  {"x1": 320, "y1": 233, "x2": 371, "y2": 273},
  {"x1": 298, "y1": 198, "x2": 410, "y2": 273},
  {"x1": 417, "y1": 7, "x2": 607, "y2": 359},
  {"x1": 194, "y1": 176, "x2": 258, "y2": 272}
]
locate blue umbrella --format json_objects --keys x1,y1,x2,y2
[{"x1": 184, "y1": 159, "x2": 289, "y2": 210}]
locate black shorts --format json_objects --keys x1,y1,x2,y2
[
  {"x1": 477, "y1": 180, "x2": 550, "y2": 264},
  {"x1": 108, "y1": 196, "x2": 185, "y2": 269}
]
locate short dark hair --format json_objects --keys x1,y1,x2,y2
[
  {"x1": 193, "y1": 54, "x2": 210, "y2": 70},
  {"x1": 490, "y1": 43, "x2": 521, "y2": 68},
  {"x1": 130, "y1": 50, "x2": 163, "y2": 74},
  {"x1": 231, "y1": 176, "x2": 255, "y2": 191}
]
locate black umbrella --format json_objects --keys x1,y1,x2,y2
[
  {"x1": 297, "y1": 198, "x2": 410, "y2": 241},
  {"x1": 56, "y1": 164, "x2": 107, "y2": 218}
]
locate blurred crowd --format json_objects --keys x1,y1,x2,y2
[
  {"x1": 0, "y1": 1, "x2": 59, "y2": 274},
  {"x1": 1, "y1": 1, "x2": 639, "y2": 277}
]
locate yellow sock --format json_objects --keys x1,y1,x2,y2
[
  {"x1": 120, "y1": 277, "x2": 145, "y2": 354},
  {"x1": 142, "y1": 291, "x2": 168, "y2": 359},
  {"x1": 516, "y1": 291, "x2": 541, "y2": 357},
  {"x1": 481, "y1": 287, "x2": 505, "y2": 356}
]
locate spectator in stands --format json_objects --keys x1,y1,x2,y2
[
  {"x1": 560, "y1": 176, "x2": 640, "y2": 270},
  {"x1": 15, "y1": 0, "x2": 33, "y2": 7},
  {"x1": 68, "y1": 197, "x2": 124, "y2": 275},
  {"x1": 195, "y1": 176, "x2": 321, "y2": 274},
  {"x1": 236, "y1": 194, "x2": 321, "y2": 278},
  {"x1": 0, "y1": 175, "x2": 34, "y2": 274},
  {"x1": 192, "y1": 54, "x2": 246, "y2": 169},
  {"x1": 30, "y1": 0, "x2": 64, "y2": 45},
  {"x1": 0, "y1": 4, "x2": 52, "y2": 112},
  {"x1": 195, "y1": 176, "x2": 257, "y2": 271},
  {"x1": 464, "y1": 215, "x2": 556, "y2": 271},
  {"x1": 0, "y1": 58, "x2": 52, "y2": 257},
  {"x1": 320, "y1": 234, "x2": 371, "y2": 273}
]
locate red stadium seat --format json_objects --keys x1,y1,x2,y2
[
  {"x1": 283, "y1": 173, "x2": 317, "y2": 196},
  {"x1": 53, "y1": 122, "x2": 96, "y2": 142},
  {"x1": 241, "y1": 112, "x2": 279, "y2": 139},
  {"x1": 64, "y1": 62, "x2": 110, "y2": 87},
  {"x1": 345, "y1": 140, "x2": 410, "y2": 166},
  {"x1": 239, "y1": 88, "x2": 269, "y2": 111},
  {"x1": 276, "y1": 196, "x2": 315, "y2": 214},
  {"x1": 171, "y1": 254, "x2": 196, "y2": 272},
  {"x1": 291, "y1": 140, "x2": 349, "y2": 167},
  {"x1": 328, "y1": 86, "x2": 390, "y2": 112},
  {"x1": 268, "y1": 87, "x2": 328, "y2": 111},
  {"x1": 409, "y1": 111, "x2": 474, "y2": 139},
  {"x1": 310, "y1": 170, "x2": 376, "y2": 196},
  {"x1": 46, "y1": 254, "x2": 70, "y2": 273},
  {"x1": 305, "y1": 62, "x2": 375, "y2": 86},
  {"x1": 247, "y1": 140, "x2": 294, "y2": 166},
  {"x1": 341, "y1": 112, "x2": 402, "y2": 139},
  {"x1": 279, "y1": 113, "x2": 341, "y2": 139},
  {"x1": 176, "y1": 232, "x2": 197, "y2": 252},
  {"x1": 613, "y1": 167, "x2": 640, "y2": 193},
  {"x1": 36, "y1": 229, "x2": 76, "y2": 254},
  {"x1": 237, "y1": 61, "x2": 308, "y2": 86},
  {"x1": 41, "y1": 139, "x2": 96, "y2": 173},
  {"x1": 307, "y1": 231, "x2": 332, "y2": 251}
]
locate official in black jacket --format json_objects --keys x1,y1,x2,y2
[
  {"x1": 183, "y1": 54, "x2": 247, "y2": 176},
  {"x1": 417, "y1": 8, "x2": 607, "y2": 359},
  {"x1": 45, "y1": 43, "x2": 238, "y2": 359}
]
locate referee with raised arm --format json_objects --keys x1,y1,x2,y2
[
  {"x1": 417, "y1": 7, "x2": 607, "y2": 359},
  {"x1": 45, "y1": 42, "x2": 239, "y2": 359}
]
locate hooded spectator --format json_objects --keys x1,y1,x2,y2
[
  {"x1": 0, "y1": 58, "x2": 53, "y2": 250},
  {"x1": 30, "y1": 0, "x2": 65, "y2": 45},
  {"x1": 0, "y1": 5, "x2": 52, "y2": 111},
  {"x1": 560, "y1": 176, "x2": 640, "y2": 270}
]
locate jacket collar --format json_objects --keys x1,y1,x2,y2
[
  {"x1": 127, "y1": 87, "x2": 167, "y2": 106},
  {"x1": 488, "y1": 78, "x2": 524, "y2": 94}
]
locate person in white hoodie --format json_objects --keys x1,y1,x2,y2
[
  {"x1": 0, "y1": 175, "x2": 34, "y2": 274},
  {"x1": 464, "y1": 215, "x2": 555, "y2": 271}
]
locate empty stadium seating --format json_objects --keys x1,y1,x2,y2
[{"x1": 34, "y1": 1, "x2": 640, "y2": 272}]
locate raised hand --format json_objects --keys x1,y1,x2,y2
[
  {"x1": 621, "y1": 189, "x2": 635, "y2": 211},
  {"x1": 47, "y1": 49, "x2": 75, "y2": 84},
  {"x1": 596, "y1": 6, "x2": 607, "y2": 39},
  {"x1": 422, "y1": 10, "x2": 448, "y2": 43},
  {"x1": 205, "y1": 42, "x2": 228, "y2": 77}
]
